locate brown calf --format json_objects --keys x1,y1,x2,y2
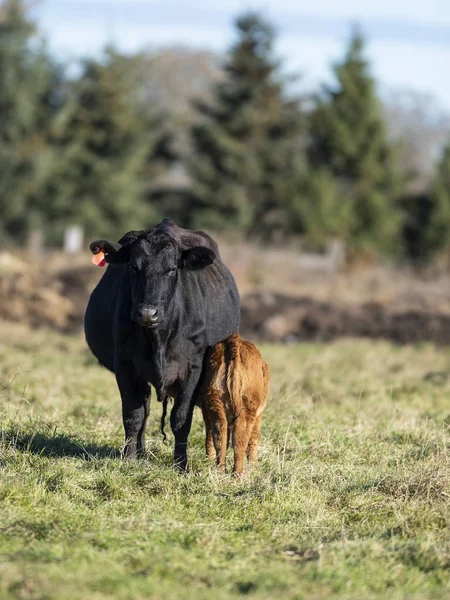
[{"x1": 198, "y1": 333, "x2": 270, "y2": 476}]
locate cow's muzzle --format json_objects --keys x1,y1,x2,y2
[{"x1": 134, "y1": 304, "x2": 160, "y2": 328}]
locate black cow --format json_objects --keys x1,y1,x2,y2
[{"x1": 84, "y1": 219, "x2": 240, "y2": 470}]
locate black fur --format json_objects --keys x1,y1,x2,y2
[{"x1": 84, "y1": 219, "x2": 240, "y2": 470}]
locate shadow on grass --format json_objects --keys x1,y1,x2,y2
[{"x1": 2, "y1": 427, "x2": 120, "y2": 460}]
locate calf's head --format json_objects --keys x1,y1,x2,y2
[{"x1": 90, "y1": 230, "x2": 215, "y2": 329}]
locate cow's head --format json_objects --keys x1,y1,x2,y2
[{"x1": 90, "y1": 230, "x2": 215, "y2": 329}]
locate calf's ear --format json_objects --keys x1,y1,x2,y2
[
  {"x1": 89, "y1": 240, "x2": 130, "y2": 264},
  {"x1": 181, "y1": 246, "x2": 215, "y2": 270}
]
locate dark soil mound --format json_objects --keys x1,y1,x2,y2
[
  {"x1": 240, "y1": 291, "x2": 450, "y2": 345},
  {"x1": 0, "y1": 259, "x2": 100, "y2": 332},
  {"x1": 2, "y1": 255, "x2": 450, "y2": 345}
]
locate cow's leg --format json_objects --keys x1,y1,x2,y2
[
  {"x1": 232, "y1": 411, "x2": 256, "y2": 476},
  {"x1": 170, "y1": 366, "x2": 203, "y2": 471},
  {"x1": 247, "y1": 413, "x2": 263, "y2": 463},
  {"x1": 137, "y1": 391, "x2": 151, "y2": 455},
  {"x1": 115, "y1": 361, "x2": 150, "y2": 459}
]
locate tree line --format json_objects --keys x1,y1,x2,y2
[{"x1": 0, "y1": 0, "x2": 449, "y2": 262}]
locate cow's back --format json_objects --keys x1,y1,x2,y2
[{"x1": 182, "y1": 262, "x2": 239, "y2": 348}]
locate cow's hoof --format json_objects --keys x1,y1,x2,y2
[
  {"x1": 122, "y1": 446, "x2": 139, "y2": 460},
  {"x1": 173, "y1": 458, "x2": 189, "y2": 473}
]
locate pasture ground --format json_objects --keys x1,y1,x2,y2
[{"x1": 0, "y1": 321, "x2": 449, "y2": 599}]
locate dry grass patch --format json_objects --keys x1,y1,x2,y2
[{"x1": 0, "y1": 322, "x2": 449, "y2": 599}]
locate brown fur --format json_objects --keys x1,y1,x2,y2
[{"x1": 198, "y1": 333, "x2": 270, "y2": 476}]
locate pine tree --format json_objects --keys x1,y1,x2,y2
[
  {"x1": 187, "y1": 12, "x2": 306, "y2": 240},
  {"x1": 422, "y1": 144, "x2": 450, "y2": 259},
  {"x1": 308, "y1": 28, "x2": 403, "y2": 255},
  {"x1": 44, "y1": 48, "x2": 173, "y2": 244},
  {"x1": 400, "y1": 144, "x2": 450, "y2": 262},
  {"x1": 295, "y1": 168, "x2": 355, "y2": 249},
  {"x1": 0, "y1": 0, "x2": 57, "y2": 242}
]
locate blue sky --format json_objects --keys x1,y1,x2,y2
[{"x1": 33, "y1": 0, "x2": 450, "y2": 111}]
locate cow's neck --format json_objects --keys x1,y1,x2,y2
[
  {"x1": 145, "y1": 328, "x2": 168, "y2": 394},
  {"x1": 144, "y1": 302, "x2": 180, "y2": 395}
]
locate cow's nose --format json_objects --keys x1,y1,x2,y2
[{"x1": 137, "y1": 305, "x2": 159, "y2": 325}]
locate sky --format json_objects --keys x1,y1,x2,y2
[{"x1": 32, "y1": 0, "x2": 450, "y2": 111}]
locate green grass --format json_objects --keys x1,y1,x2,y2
[{"x1": 1, "y1": 321, "x2": 449, "y2": 600}]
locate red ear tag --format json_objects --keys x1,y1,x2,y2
[{"x1": 91, "y1": 251, "x2": 106, "y2": 267}]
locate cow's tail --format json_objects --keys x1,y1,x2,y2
[{"x1": 226, "y1": 333, "x2": 243, "y2": 419}]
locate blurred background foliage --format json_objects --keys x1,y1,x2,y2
[{"x1": 1, "y1": 0, "x2": 449, "y2": 262}]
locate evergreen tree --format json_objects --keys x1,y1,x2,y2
[
  {"x1": 308, "y1": 28, "x2": 403, "y2": 255},
  {"x1": 403, "y1": 143, "x2": 450, "y2": 261},
  {"x1": 44, "y1": 48, "x2": 174, "y2": 244},
  {"x1": 0, "y1": 0, "x2": 57, "y2": 242},
  {"x1": 426, "y1": 143, "x2": 450, "y2": 255},
  {"x1": 400, "y1": 144, "x2": 450, "y2": 262},
  {"x1": 295, "y1": 168, "x2": 355, "y2": 249},
  {"x1": 187, "y1": 12, "x2": 306, "y2": 240}
]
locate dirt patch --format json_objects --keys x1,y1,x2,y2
[
  {"x1": 240, "y1": 292, "x2": 450, "y2": 345},
  {"x1": 0, "y1": 254, "x2": 100, "y2": 332},
  {"x1": 2, "y1": 252, "x2": 450, "y2": 345}
]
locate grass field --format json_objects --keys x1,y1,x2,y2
[{"x1": 1, "y1": 321, "x2": 449, "y2": 600}]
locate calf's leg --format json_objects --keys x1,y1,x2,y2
[
  {"x1": 208, "y1": 400, "x2": 228, "y2": 473},
  {"x1": 201, "y1": 405, "x2": 216, "y2": 460},
  {"x1": 232, "y1": 411, "x2": 256, "y2": 476},
  {"x1": 247, "y1": 413, "x2": 263, "y2": 463}
]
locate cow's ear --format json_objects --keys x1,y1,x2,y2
[
  {"x1": 89, "y1": 240, "x2": 130, "y2": 264},
  {"x1": 181, "y1": 246, "x2": 215, "y2": 270}
]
